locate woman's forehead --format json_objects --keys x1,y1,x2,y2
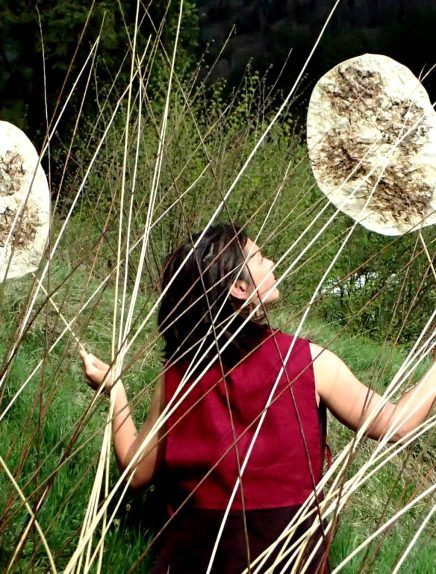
[{"x1": 244, "y1": 238, "x2": 260, "y2": 258}]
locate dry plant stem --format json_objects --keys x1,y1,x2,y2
[
  {"x1": 31, "y1": 273, "x2": 85, "y2": 352},
  {"x1": 51, "y1": 21, "x2": 101, "y2": 217},
  {"x1": 78, "y1": 6, "x2": 146, "y2": 571},
  {"x1": 0, "y1": 48, "x2": 147, "y2": 394},
  {"x1": 331, "y1": 483, "x2": 436, "y2": 573},
  {"x1": 36, "y1": 5, "x2": 51, "y2": 193},
  {"x1": 419, "y1": 231, "x2": 436, "y2": 280},
  {"x1": 248, "y1": 330, "x2": 436, "y2": 569},
  {"x1": 75, "y1": 469, "x2": 100, "y2": 573},
  {"x1": 41, "y1": 34, "x2": 101, "y2": 158},
  {"x1": 374, "y1": 327, "x2": 436, "y2": 440},
  {"x1": 391, "y1": 502, "x2": 436, "y2": 574},
  {"x1": 88, "y1": 71, "x2": 147, "y2": 574},
  {"x1": 86, "y1": 475, "x2": 133, "y2": 567},
  {"x1": 324, "y1": 426, "x2": 435, "y2": 572},
  {"x1": 113, "y1": 0, "x2": 143, "y2": 365},
  {"x1": 338, "y1": 412, "x2": 436, "y2": 510},
  {"x1": 381, "y1": 349, "x2": 436, "y2": 441},
  {"x1": 345, "y1": 344, "x2": 433, "y2": 475},
  {"x1": 122, "y1": 0, "x2": 185, "y2": 332},
  {"x1": 0, "y1": 269, "x2": 114, "y2": 421},
  {"x1": 352, "y1": 250, "x2": 426, "y2": 570},
  {"x1": 98, "y1": 3, "x2": 142, "y2": 569},
  {"x1": 343, "y1": 310, "x2": 436, "y2": 448},
  {"x1": 7, "y1": 483, "x2": 50, "y2": 573},
  {"x1": 0, "y1": 457, "x2": 57, "y2": 574},
  {"x1": 119, "y1": 63, "x2": 144, "y2": 357},
  {"x1": 66, "y1": 464, "x2": 133, "y2": 574},
  {"x1": 269, "y1": 413, "x2": 436, "y2": 573},
  {"x1": 5, "y1": 5, "x2": 434, "y2": 574},
  {"x1": 72, "y1": 3, "x2": 185, "y2": 570},
  {"x1": 41, "y1": 0, "x2": 98, "y2": 161},
  {"x1": 247, "y1": 412, "x2": 436, "y2": 574}
]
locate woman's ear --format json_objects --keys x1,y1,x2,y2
[{"x1": 230, "y1": 279, "x2": 250, "y2": 301}]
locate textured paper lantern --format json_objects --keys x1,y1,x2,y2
[
  {"x1": 307, "y1": 54, "x2": 436, "y2": 236},
  {"x1": 0, "y1": 121, "x2": 50, "y2": 280}
]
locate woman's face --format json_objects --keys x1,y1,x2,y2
[{"x1": 241, "y1": 238, "x2": 280, "y2": 304}]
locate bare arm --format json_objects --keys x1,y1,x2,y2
[
  {"x1": 311, "y1": 343, "x2": 436, "y2": 441},
  {"x1": 80, "y1": 351, "x2": 163, "y2": 488}
]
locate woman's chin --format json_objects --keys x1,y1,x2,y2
[{"x1": 262, "y1": 287, "x2": 280, "y2": 304}]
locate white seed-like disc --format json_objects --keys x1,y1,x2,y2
[
  {"x1": 0, "y1": 121, "x2": 50, "y2": 280},
  {"x1": 307, "y1": 54, "x2": 436, "y2": 235}
]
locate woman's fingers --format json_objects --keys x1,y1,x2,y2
[
  {"x1": 79, "y1": 350, "x2": 109, "y2": 374},
  {"x1": 79, "y1": 350, "x2": 112, "y2": 386},
  {"x1": 89, "y1": 354, "x2": 110, "y2": 371}
]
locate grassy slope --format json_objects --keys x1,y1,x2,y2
[
  {"x1": 1, "y1": 257, "x2": 434, "y2": 573},
  {"x1": 0, "y1": 83, "x2": 434, "y2": 570},
  {"x1": 302, "y1": 321, "x2": 436, "y2": 573}
]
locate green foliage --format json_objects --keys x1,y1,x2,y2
[
  {"x1": 1, "y1": 43, "x2": 435, "y2": 571},
  {"x1": 0, "y1": 262, "x2": 157, "y2": 571},
  {"x1": 1, "y1": 279, "x2": 434, "y2": 571},
  {"x1": 71, "y1": 62, "x2": 435, "y2": 344},
  {"x1": 0, "y1": 1, "x2": 199, "y2": 138}
]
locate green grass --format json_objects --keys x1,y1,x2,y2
[
  {"x1": 1, "y1": 256, "x2": 434, "y2": 572},
  {"x1": 1, "y1": 66, "x2": 435, "y2": 571}
]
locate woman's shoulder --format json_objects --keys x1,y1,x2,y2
[
  {"x1": 260, "y1": 329, "x2": 313, "y2": 361},
  {"x1": 265, "y1": 328, "x2": 311, "y2": 346}
]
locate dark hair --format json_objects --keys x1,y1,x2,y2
[{"x1": 157, "y1": 223, "x2": 268, "y2": 373}]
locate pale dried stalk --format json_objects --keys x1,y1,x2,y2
[{"x1": 1, "y1": 457, "x2": 57, "y2": 573}]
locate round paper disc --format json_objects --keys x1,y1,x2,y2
[
  {"x1": 307, "y1": 54, "x2": 436, "y2": 235},
  {"x1": 0, "y1": 121, "x2": 50, "y2": 280}
]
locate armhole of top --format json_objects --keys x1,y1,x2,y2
[{"x1": 319, "y1": 399, "x2": 327, "y2": 439}]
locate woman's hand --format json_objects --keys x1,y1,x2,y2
[{"x1": 80, "y1": 350, "x2": 115, "y2": 394}]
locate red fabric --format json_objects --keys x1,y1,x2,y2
[
  {"x1": 163, "y1": 330, "x2": 323, "y2": 511},
  {"x1": 152, "y1": 505, "x2": 328, "y2": 574}
]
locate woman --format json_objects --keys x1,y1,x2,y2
[{"x1": 81, "y1": 223, "x2": 435, "y2": 573}]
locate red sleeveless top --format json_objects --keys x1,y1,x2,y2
[{"x1": 162, "y1": 330, "x2": 324, "y2": 512}]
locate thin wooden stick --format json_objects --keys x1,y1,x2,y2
[
  {"x1": 32, "y1": 273, "x2": 86, "y2": 352},
  {"x1": 419, "y1": 231, "x2": 436, "y2": 281},
  {"x1": 0, "y1": 48, "x2": 148, "y2": 393},
  {"x1": 391, "y1": 502, "x2": 436, "y2": 574},
  {"x1": 332, "y1": 483, "x2": 436, "y2": 573},
  {"x1": 1, "y1": 457, "x2": 57, "y2": 574}
]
